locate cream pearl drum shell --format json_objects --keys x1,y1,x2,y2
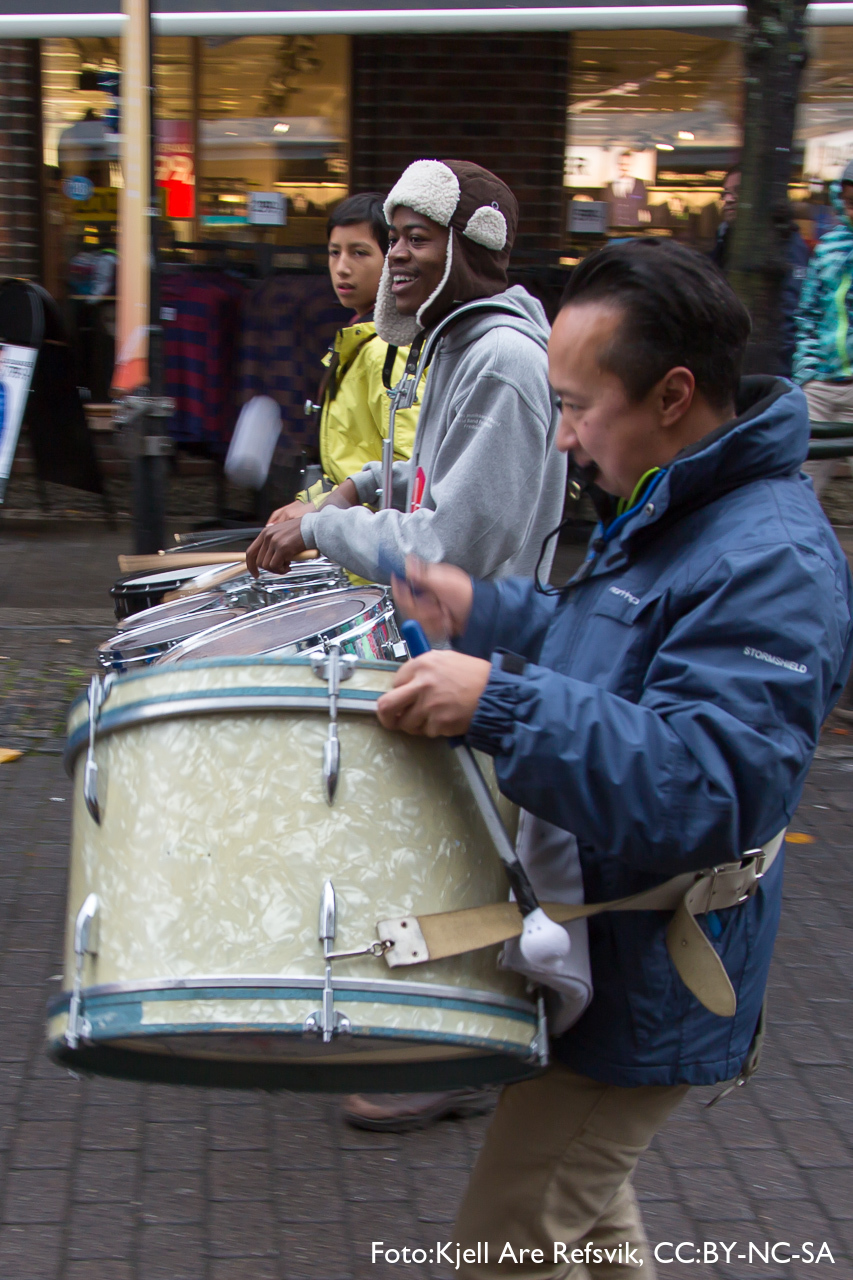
[{"x1": 50, "y1": 658, "x2": 539, "y2": 1091}]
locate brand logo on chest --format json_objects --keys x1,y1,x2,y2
[{"x1": 608, "y1": 585, "x2": 640, "y2": 607}]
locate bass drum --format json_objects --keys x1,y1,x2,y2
[
  {"x1": 158, "y1": 586, "x2": 406, "y2": 664},
  {"x1": 51, "y1": 659, "x2": 541, "y2": 1091}
]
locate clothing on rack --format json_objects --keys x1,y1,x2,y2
[
  {"x1": 240, "y1": 274, "x2": 350, "y2": 460},
  {"x1": 160, "y1": 270, "x2": 247, "y2": 452}
]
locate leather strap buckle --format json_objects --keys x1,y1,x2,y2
[{"x1": 739, "y1": 847, "x2": 768, "y2": 900}]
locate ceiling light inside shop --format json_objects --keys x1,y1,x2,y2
[
  {"x1": 677, "y1": 131, "x2": 695, "y2": 140},
  {"x1": 656, "y1": 143, "x2": 675, "y2": 151},
  {"x1": 273, "y1": 122, "x2": 290, "y2": 133}
]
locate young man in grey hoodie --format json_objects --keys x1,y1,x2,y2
[{"x1": 246, "y1": 158, "x2": 566, "y2": 585}]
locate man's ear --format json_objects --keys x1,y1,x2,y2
[{"x1": 659, "y1": 367, "x2": 695, "y2": 427}]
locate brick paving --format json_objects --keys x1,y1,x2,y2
[{"x1": 0, "y1": 538, "x2": 851, "y2": 1280}]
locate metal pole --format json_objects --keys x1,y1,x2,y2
[{"x1": 116, "y1": 0, "x2": 172, "y2": 552}]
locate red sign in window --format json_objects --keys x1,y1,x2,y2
[{"x1": 156, "y1": 121, "x2": 195, "y2": 220}]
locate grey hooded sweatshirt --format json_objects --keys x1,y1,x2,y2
[{"x1": 300, "y1": 283, "x2": 566, "y2": 583}]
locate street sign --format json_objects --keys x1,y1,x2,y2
[
  {"x1": 63, "y1": 175, "x2": 95, "y2": 202},
  {"x1": 568, "y1": 200, "x2": 608, "y2": 234},
  {"x1": 248, "y1": 192, "x2": 287, "y2": 225}
]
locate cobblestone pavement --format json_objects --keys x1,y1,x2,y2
[{"x1": 0, "y1": 558, "x2": 851, "y2": 1279}]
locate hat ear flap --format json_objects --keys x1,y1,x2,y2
[{"x1": 463, "y1": 205, "x2": 508, "y2": 252}]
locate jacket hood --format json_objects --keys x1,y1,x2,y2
[
  {"x1": 607, "y1": 377, "x2": 810, "y2": 544},
  {"x1": 423, "y1": 283, "x2": 552, "y2": 359},
  {"x1": 375, "y1": 158, "x2": 518, "y2": 345}
]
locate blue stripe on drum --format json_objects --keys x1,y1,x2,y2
[
  {"x1": 64, "y1": 684, "x2": 384, "y2": 771},
  {"x1": 48, "y1": 986, "x2": 538, "y2": 1026},
  {"x1": 49, "y1": 1016, "x2": 533, "y2": 1061}
]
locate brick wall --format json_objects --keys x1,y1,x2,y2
[
  {"x1": 0, "y1": 41, "x2": 42, "y2": 280},
  {"x1": 350, "y1": 34, "x2": 569, "y2": 265}
]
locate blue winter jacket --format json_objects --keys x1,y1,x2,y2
[{"x1": 458, "y1": 377, "x2": 853, "y2": 1087}]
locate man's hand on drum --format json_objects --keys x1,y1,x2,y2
[
  {"x1": 376, "y1": 651, "x2": 491, "y2": 738},
  {"x1": 246, "y1": 519, "x2": 306, "y2": 577},
  {"x1": 391, "y1": 557, "x2": 474, "y2": 642}
]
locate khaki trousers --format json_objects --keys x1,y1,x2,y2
[
  {"x1": 453, "y1": 1065, "x2": 688, "y2": 1280},
  {"x1": 802, "y1": 379, "x2": 853, "y2": 498}
]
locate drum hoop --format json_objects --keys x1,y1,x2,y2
[
  {"x1": 67, "y1": 654, "x2": 400, "y2": 715},
  {"x1": 164, "y1": 590, "x2": 392, "y2": 664},
  {"x1": 99, "y1": 609, "x2": 251, "y2": 660},
  {"x1": 63, "y1": 686, "x2": 384, "y2": 773},
  {"x1": 47, "y1": 975, "x2": 537, "y2": 1021}
]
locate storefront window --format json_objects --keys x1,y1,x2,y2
[
  {"x1": 565, "y1": 31, "x2": 742, "y2": 257},
  {"x1": 797, "y1": 27, "x2": 853, "y2": 233},
  {"x1": 41, "y1": 35, "x2": 351, "y2": 396},
  {"x1": 196, "y1": 36, "x2": 349, "y2": 250}
]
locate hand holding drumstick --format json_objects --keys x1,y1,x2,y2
[{"x1": 376, "y1": 558, "x2": 486, "y2": 739}]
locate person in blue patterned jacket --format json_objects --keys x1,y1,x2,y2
[{"x1": 794, "y1": 162, "x2": 853, "y2": 496}]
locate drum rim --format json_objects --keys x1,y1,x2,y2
[
  {"x1": 99, "y1": 605, "x2": 252, "y2": 659},
  {"x1": 160, "y1": 586, "x2": 392, "y2": 665},
  {"x1": 64, "y1": 667, "x2": 399, "y2": 772},
  {"x1": 47, "y1": 975, "x2": 537, "y2": 1020}
]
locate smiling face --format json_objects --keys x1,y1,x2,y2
[
  {"x1": 549, "y1": 301, "x2": 698, "y2": 498},
  {"x1": 386, "y1": 206, "x2": 450, "y2": 317},
  {"x1": 327, "y1": 221, "x2": 385, "y2": 316}
]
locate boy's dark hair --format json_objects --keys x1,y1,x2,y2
[
  {"x1": 327, "y1": 193, "x2": 390, "y2": 254},
  {"x1": 560, "y1": 240, "x2": 751, "y2": 411}
]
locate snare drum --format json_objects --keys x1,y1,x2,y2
[
  {"x1": 51, "y1": 659, "x2": 541, "y2": 1091},
  {"x1": 159, "y1": 586, "x2": 406, "y2": 665},
  {"x1": 112, "y1": 557, "x2": 346, "y2": 625},
  {"x1": 116, "y1": 562, "x2": 347, "y2": 633},
  {"x1": 98, "y1": 604, "x2": 251, "y2": 672},
  {"x1": 110, "y1": 564, "x2": 229, "y2": 621}
]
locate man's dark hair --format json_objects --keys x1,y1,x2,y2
[
  {"x1": 560, "y1": 240, "x2": 751, "y2": 411},
  {"x1": 327, "y1": 193, "x2": 389, "y2": 254}
]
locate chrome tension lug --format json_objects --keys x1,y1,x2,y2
[
  {"x1": 65, "y1": 893, "x2": 99, "y2": 1050},
  {"x1": 83, "y1": 676, "x2": 109, "y2": 825},
  {"x1": 311, "y1": 645, "x2": 356, "y2": 805}
]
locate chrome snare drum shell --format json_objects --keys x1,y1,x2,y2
[{"x1": 158, "y1": 586, "x2": 405, "y2": 665}]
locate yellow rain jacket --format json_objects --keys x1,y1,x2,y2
[{"x1": 308, "y1": 319, "x2": 421, "y2": 500}]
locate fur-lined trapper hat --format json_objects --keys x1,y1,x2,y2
[{"x1": 375, "y1": 158, "x2": 519, "y2": 344}]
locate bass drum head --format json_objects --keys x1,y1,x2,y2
[
  {"x1": 160, "y1": 587, "x2": 397, "y2": 664},
  {"x1": 49, "y1": 1037, "x2": 537, "y2": 1092}
]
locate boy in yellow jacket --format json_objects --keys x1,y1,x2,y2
[{"x1": 269, "y1": 193, "x2": 420, "y2": 522}]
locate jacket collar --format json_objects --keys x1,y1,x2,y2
[
  {"x1": 598, "y1": 376, "x2": 810, "y2": 550},
  {"x1": 334, "y1": 316, "x2": 377, "y2": 364}
]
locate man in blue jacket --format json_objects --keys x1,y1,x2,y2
[{"x1": 378, "y1": 241, "x2": 853, "y2": 1276}]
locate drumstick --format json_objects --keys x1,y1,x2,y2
[
  {"x1": 400, "y1": 619, "x2": 571, "y2": 969},
  {"x1": 171, "y1": 527, "x2": 264, "y2": 550},
  {"x1": 162, "y1": 562, "x2": 247, "y2": 602},
  {"x1": 117, "y1": 549, "x2": 320, "y2": 573}
]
